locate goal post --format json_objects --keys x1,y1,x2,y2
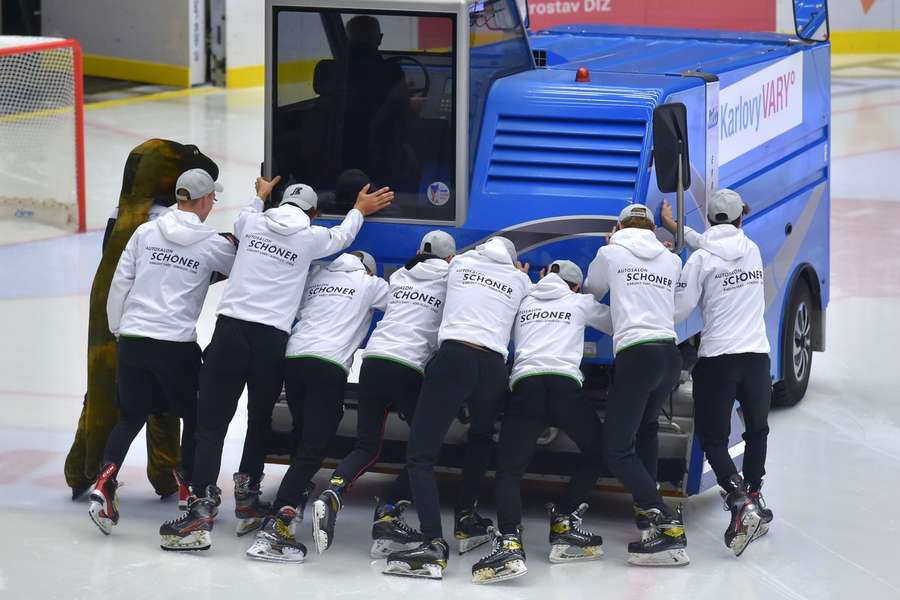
[{"x1": 0, "y1": 36, "x2": 85, "y2": 232}]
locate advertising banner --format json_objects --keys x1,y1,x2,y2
[
  {"x1": 717, "y1": 53, "x2": 804, "y2": 165},
  {"x1": 527, "y1": 0, "x2": 775, "y2": 32}
]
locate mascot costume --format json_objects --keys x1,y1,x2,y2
[{"x1": 65, "y1": 139, "x2": 220, "y2": 499}]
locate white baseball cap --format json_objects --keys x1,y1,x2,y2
[
  {"x1": 488, "y1": 236, "x2": 518, "y2": 264},
  {"x1": 352, "y1": 250, "x2": 376, "y2": 275},
  {"x1": 707, "y1": 189, "x2": 745, "y2": 224},
  {"x1": 618, "y1": 203, "x2": 655, "y2": 225},
  {"x1": 419, "y1": 230, "x2": 456, "y2": 258},
  {"x1": 175, "y1": 168, "x2": 222, "y2": 201},
  {"x1": 548, "y1": 260, "x2": 584, "y2": 287},
  {"x1": 280, "y1": 183, "x2": 318, "y2": 210}
]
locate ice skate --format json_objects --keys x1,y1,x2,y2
[
  {"x1": 159, "y1": 485, "x2": 219, "y2": 552},
  {"x1": 471, "y1": 532, "x2": 527, "y2": 584},
  {"x1": 722, "y1": 475, "x2": 761, "y2": 557},
  {"x1": 454, "y1": 506, "x2": 493, "y2": 554},
  {"x1": 246, "y1": 506, "x2": 307, "y2": 563},
  {"x1": 234, "y1": 472, "x2": 272, "y2": 536},
  {"x1": 383, "y1": 538, "x2": 449, "y2": 579},
  {"x1": 370, "y1": 499, "x2": 424, "y2": 558},
  {"x1": 173, "y1": 468, "x2": 192, "y2": 511},
  {"x1": 749, "y1": 487, "x2": 774, "y2": 540},
  {"x1": 626, "y1": 507, "x2": 690, "y2": 566},
  {"x1": 547, "y1": 503, "x2": 604, "y2": 563},
  {"x1": 312, "y1": 488, "x2": 341, "y2": 554},
  {"x1": 88, "y1": 463, "x2": 119, "y2": 535}
]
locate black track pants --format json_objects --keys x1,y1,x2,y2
[
  {"x1": 495, "y1": 375, "x2": 605, "y2": 535},
  {"x1": 103, "y1": 337, "x2": 200, "y2": 479},
  {"x1": 604, "y1": 342, "x2": 681, "y2": 512},
  {"x1": 191, "y1": 316, "x2": 287, "y2": 493},
  {"x1": 330, "y1": 357, "x2": 422, "y2": 503},
  {"x1": 273, "y1": 357, "x2": 348, "y2": 508},
  {"x1": 693, "y1": 352, "x2": 771, "y2": 491},
  {"x1": 406, "y1": 340, "x2": 508, "y2": 541}
]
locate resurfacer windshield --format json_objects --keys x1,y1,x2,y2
[{"x1": 271, "y1": 8, "x2": 458, "y2": 222}]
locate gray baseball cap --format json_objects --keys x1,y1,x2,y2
[
  {"x1": 419, "y1": 230, "x2": 456, "y2": 258},
  {"x1": 175, "y1": 169, "x2": 222, "y2": 201},
  {"x1": 352, "y1": 250, "x2": 376, "y2": 275},
  {"x1": 488, "y1": 236, "x2": 518, "y2": 264},
  {"x1": 707, "y1": 189, "x2": 745, "y2": 224},
  {"x1": 280, "y1": 183, "x2": 318, "y2": 210},
  {"x1": 618, "y1": 203, "x2": 655, "y2": 225},
  {"x1": 548, "y1": 260, "x2": 584, "y2": 287}
]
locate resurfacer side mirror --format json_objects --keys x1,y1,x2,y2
[
  {"x1": 653, "y1": 102, "x2": 690, "y2": 194},
  {"x1": 793, "y1": 0, "x2": 829, "y2": 43},
  {"x1": 653, "y1": 102, "x2": 691, "y2": 253}
]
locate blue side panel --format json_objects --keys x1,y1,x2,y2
[{"x1": 721, "y1": 46, "x2": 830, "y2": 382}]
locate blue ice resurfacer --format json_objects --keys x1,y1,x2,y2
[{"x1": 264, "y1": 0, "x2": 830, "y2": 495}]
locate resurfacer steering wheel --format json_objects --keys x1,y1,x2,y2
[{"x1": 387, "y1": 55, "x2": 431, "y2": 98}]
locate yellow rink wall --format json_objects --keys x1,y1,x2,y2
[{"x1": 831, "y1": 30, "x2": 900, "y2": 53}]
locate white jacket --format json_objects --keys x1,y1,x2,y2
[
  {"x1": 584, "y1": 227, "x2": 682, "y2": 355},
  {"x1": 363, "y1": 257, "x2": 449, "y2": 373},
  {"x1": 675, "y1": 225, "x2": 770, "y2": 358},
  {"x1": 108, "y1": 208, "x2": 236, "y2": 342},
  {"x1": 216, "y1": 197, "x2": 363, "y2": 333},
  {"x1": 438, "y1": 238, "x2": 532, "y2": 360},
  {"x1": 510, "y1": 273, "x2": 612, "y2": 388},
  {"x1": 286, "y1": 253, "x2": 390, "y2": 371}
]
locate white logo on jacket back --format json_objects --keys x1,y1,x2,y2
[
  {"x1": 518, "y1": 307, "x2": 573, "y2": 325},
  {"x1": 147, "y1": 245, "x2": 201, "y2": 273},
  {"x1": 618, "y1": 266, "x2": 674, "y2": 290},
  {"x1": 306, "y1": 282, "x2": 356, "y2": 300},
  {"x1": 716, "y1": 267, "x2": 764, "y2": 290}
]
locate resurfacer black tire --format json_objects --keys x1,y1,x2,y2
[{"x1": 773, "y1": 280, "x2": 814, "y2": 407}]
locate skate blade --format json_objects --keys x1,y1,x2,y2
[
  {"x1": 311, "y1": 500, "x2": 330, "y2": 554},
  {"x1": 160, "y1": 531, "x2": 211, "y2": 552},
  {"x1": 456, "y1": 533, "x2": 491, "y2": 555},
  {"x1": 627, "y1": 548, "x2": 690, "y2": 567},
  {"x1": 731, "y1": 512, "x2": 763, "y2": 557},
  {"x1": 236, "y1": 517, "x2": 264, "y2": 537},
  {"x1": 246, "y1": 540, "x2": 305, "y2": 563},
  {"x1": 472, "y1": 560, "x2": 527, "y2": 584},
  {"x1": 370, "y1": 539, "x2": 421, "y2": 558},
  {"x1": 88, "y1": 501, "x2": 113, "y2": 535},
  {"x1": 549, "y1": 544, "x2": 604, "y2": 563},
  {"x1": 383, "y1": 561, "x2": 443, "y2": 580}
]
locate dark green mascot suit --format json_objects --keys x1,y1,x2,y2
[{"x1": 65, "y1": 139, "x2": 220, "y2": 498}]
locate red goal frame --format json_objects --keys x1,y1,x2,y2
[{"x1": 0, "y1": 38, "x2": 85, "y2": 232}]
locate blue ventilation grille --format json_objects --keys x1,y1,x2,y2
[{"x1": 486, "y1": 114, "x2": 646, "y2": 199}]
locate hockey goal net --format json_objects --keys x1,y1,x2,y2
[{"x1": 0, "y1": 36, "x2": 85, "y2": 232}]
